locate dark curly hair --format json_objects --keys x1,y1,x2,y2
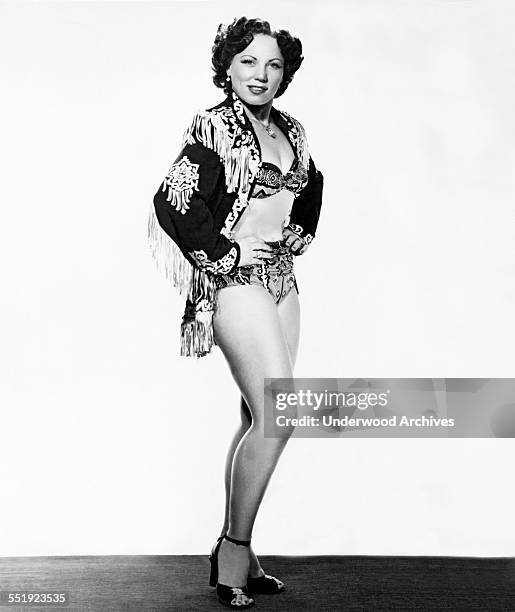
[{"x1": 212, "y1": 17, "x2": 304, "y2": 98}]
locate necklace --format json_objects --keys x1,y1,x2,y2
[{"x1": 249, "y1": 115, "x2": 277, "y2": 139}]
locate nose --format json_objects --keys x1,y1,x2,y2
[{"x1": 254, "y1": 63, "x2": 268, "y2": 82}]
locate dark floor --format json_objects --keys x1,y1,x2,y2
[{"x1": 0, "y1": 555, "x2": 514, "y2": 611}]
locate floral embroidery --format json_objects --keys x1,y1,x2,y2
[
  {"x1": 285, "y1": 223, "x2": 314, "y2": 244},
  {"x1": 163, "y1": 156, "x2": 200, "y2": 215},
  {"x1": 188, "y1": 246, "x2": 239, "y2": 274},
  {"x1": 214, "y1": 245, "x2": 297, "y2": 304},
  {"x1": 287, "y1": 223, "x2": 304, "y2": 236},
  {"x1": 221, "y1": 195, "x2": 250, "y2": 239},
  {"x1": 232, "y1": 94, "x2": 247, "y2": 125}
]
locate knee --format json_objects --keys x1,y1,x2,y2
[
  {"x1": 240, "y1": 397, "x2": 252, "y2": 429},
  {"x1": 239, "y1": 418, "x2": 252, "y2": 434}
]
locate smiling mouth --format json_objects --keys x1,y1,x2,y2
[{"x1": 248, "y1": 86, "x2": 267, "y2": 93}]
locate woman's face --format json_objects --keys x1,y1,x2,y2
[{"x1": 227, "y1": 34, "x2": 284, "y2": 105}]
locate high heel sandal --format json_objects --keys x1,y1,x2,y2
[
  {"x1": 211, "y1": 533, "x2": 285, "y2": 595},
  {"x1": 209, "y1": 534, "x2": 255, "y2": 609},
  {"x1": 247, "y1": 572, "x2": 285, "y2": 595}
]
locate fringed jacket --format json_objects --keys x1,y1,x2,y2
[{"x1": 148, "y1": 91, "x2": 324, "y2": 358}]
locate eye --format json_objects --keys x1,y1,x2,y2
[
  {"x1": 241, "y1": 58, "x2": 254, "y2": 65},
  {"x1": 270, "y1": 63, "x2": 283, "y2": 70}
]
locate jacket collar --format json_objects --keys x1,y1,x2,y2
[
  {"x1": 222, "y1": 91, "x2": 288, "y2": 131},
  {"x1": 224, "y1": 91, "x2": 297, "y2": 160}
]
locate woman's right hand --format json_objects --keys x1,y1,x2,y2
[{"x1": 235, "y1": 235, "x2": 275, "y2": 267}]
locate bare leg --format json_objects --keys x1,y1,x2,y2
[
  {"x1": 213, "y1": 285, "x2": 300, "y2": 587},
  {"x1": 220, "y1": 398, "x2": 267, "y2": 578},
  {"x1": 218, "y1": 287, "x2": 300, "y2": 578},
  {"x1": 219, "y1": 396, "x2": 252, "y2": 537}
]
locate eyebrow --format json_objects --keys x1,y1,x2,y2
[{"x1": 240, "y1": 54, "x2": 283, "y2": 62}]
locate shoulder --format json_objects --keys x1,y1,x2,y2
[
  {"x1": 191, "y1": 97, "x2": 236, "y2": 125},
  {"x1": 181, "y1": 99, "x2": 239, "y2": 148},
  {"x1": 205, "y1": 97, "x2": 232, "y2": 114}
]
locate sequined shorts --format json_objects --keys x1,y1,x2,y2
[{"x1": 214, "y1": 239, "x2": 299, "y2": 305}]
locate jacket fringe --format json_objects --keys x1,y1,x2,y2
[
  {"x1": 147, "y1": 203, "x2": 194, "y2": 297},
  {"x1": 148, "y1": 203, "x2": 217, "y2": 357},
  {"x1": 180, "y1": 308, "x2": 215, "y2": 358},
  {"x1": 182, "y1": 111, "x2": 257, "y2": 196},
  {"x1": 148, "y1": 203, "x2": 217, "y2": 303}
]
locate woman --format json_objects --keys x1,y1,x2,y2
[{"x1": 149, "y1": 17, "x2": 323, "y2": 609}]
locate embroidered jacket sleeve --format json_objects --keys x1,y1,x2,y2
[
  {"x1": 153, "y1": 135, "x2": 241, "y2": 275},
  {"x1": 287, "y1": 155, "x2": 324, "y2": 245}
]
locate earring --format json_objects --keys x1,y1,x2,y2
[{"x1": 226, "y1": 76, "x2": 231, "y2": 83}]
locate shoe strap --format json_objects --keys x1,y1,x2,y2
[{"x1": 224, "y1": 534, "x2": 251, "y2": 547}]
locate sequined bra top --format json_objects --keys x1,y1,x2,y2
[{"x1": 252, "y1": 158, "x2": 309, "y2": 199}]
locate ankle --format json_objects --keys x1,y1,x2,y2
[
  {"x1": 217, "y1": 537, "x2": 251, "y2": 586},
  {"x1": 225, "y1": 533, "x2": 251, "y2": 546}
]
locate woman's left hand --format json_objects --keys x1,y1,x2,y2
[{"x1": 283, "y1": 228, "x2": 308, "y2": 256}]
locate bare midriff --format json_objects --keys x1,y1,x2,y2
[{"x1": 231, "y1": 189, "x2": 295, "y2": 242}]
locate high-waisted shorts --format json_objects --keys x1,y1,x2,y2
[{"x1": 214, "y1": 239, "x2": 299, "y2": 304}]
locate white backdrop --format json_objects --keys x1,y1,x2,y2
[{"x1": 1, "y1": 0, "x2": 514, "y2": 556}]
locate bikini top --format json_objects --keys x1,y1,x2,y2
[{"x1": 252, "y1": 158, "x2": 308, "y2": 199}]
